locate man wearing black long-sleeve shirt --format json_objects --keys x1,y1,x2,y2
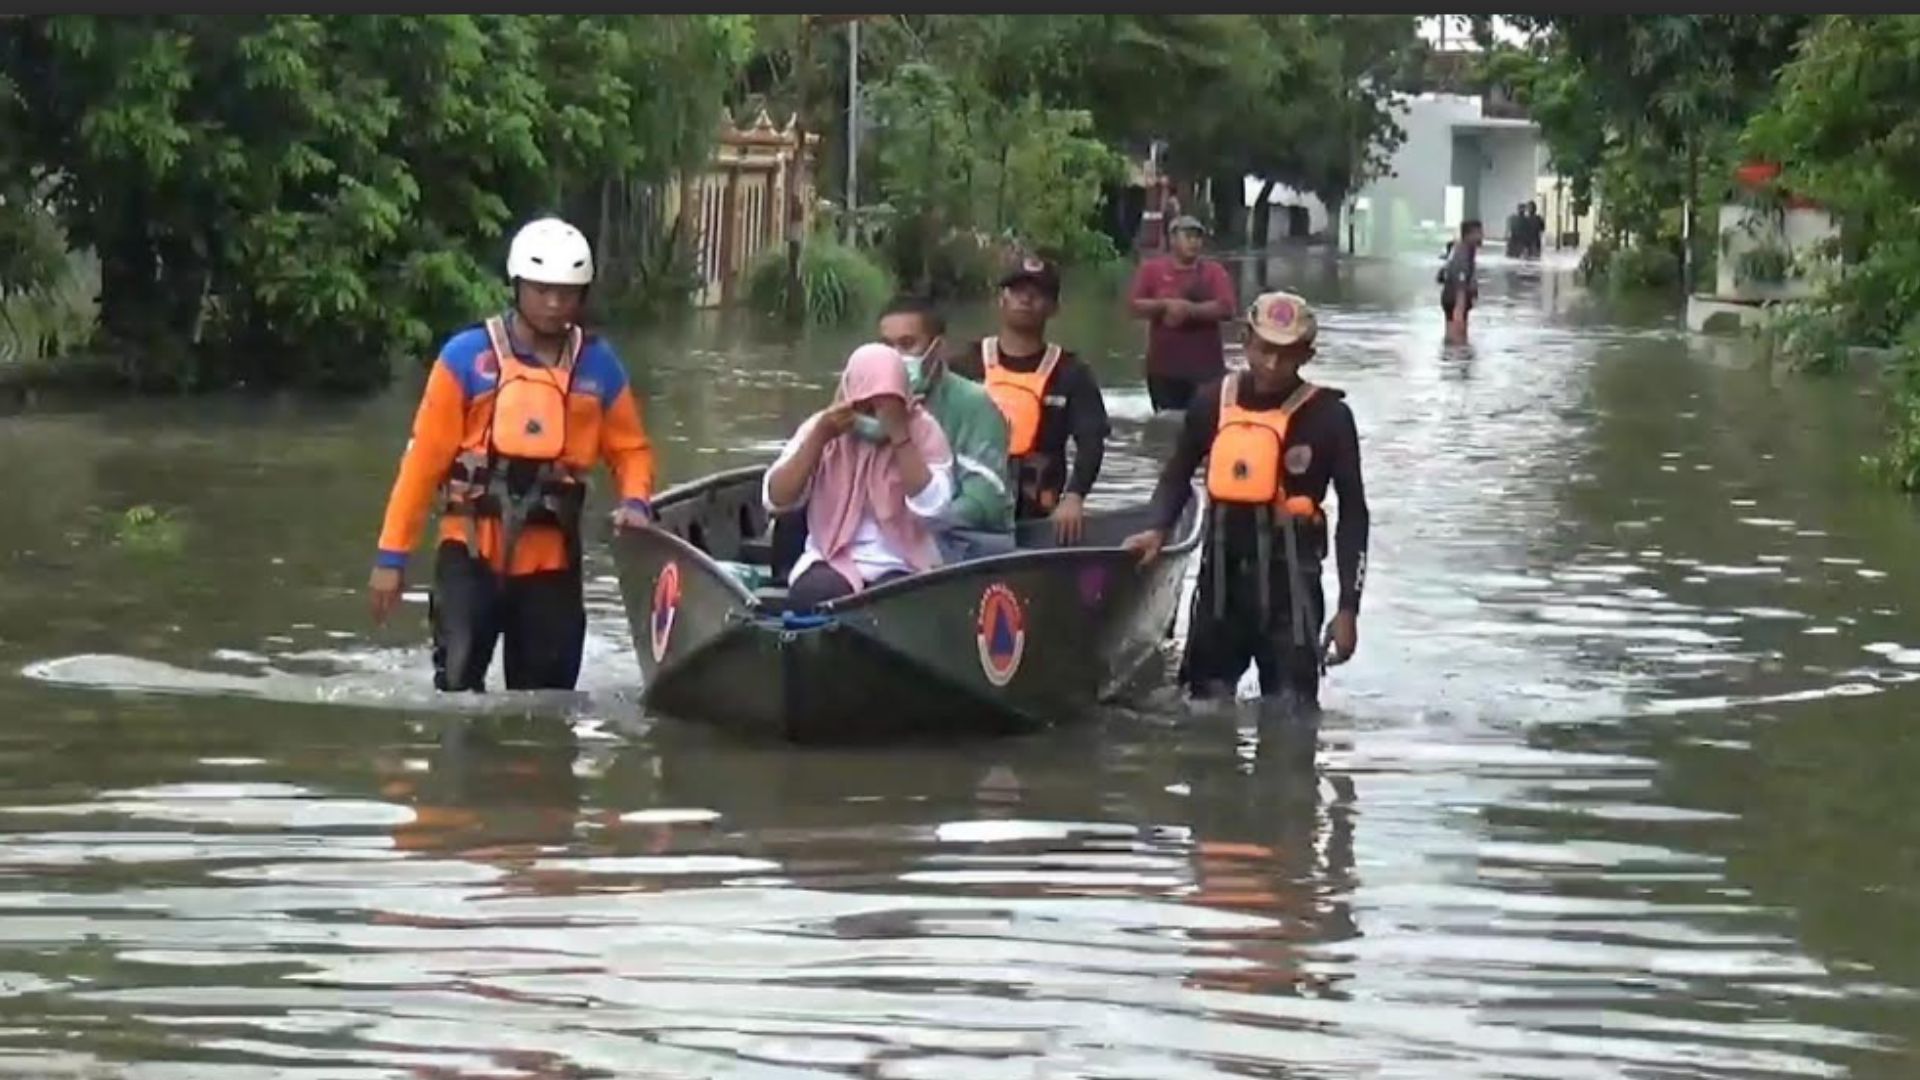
[
  {"x1": 950, "y1": 255, "x2": 1110, "y2": 545},
  {"x1": 1123, "y1": 291, "x2": 1368, "y2": 707}
]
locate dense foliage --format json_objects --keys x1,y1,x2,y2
[
  {"x1": 742, "y1": 15, "x2": 1422, "y2": 295},
  {"x1": 0, "y1": 14, "x2": 1426, "y2": 388},
  {"x1": 1497, "y1": 15, "x2": 1920, "y2": 487},
  {"x1": 1742, "y1": 16, "x2": 1920, "y2": 487},
  {"x1": 1473, "y1": 16, "x2": 1807, "y2": 291},
  {"x1": 0, "y1": 14, "x2": 749, "y2": 390}
]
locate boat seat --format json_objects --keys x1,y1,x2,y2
[
  {"x1": 739, "y1": 537, "x2": 774, "y2": 564},
  {"x1": 753, "y1": 586, "x2": 791, "y2": 613}
]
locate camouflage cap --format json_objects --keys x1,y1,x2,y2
[{"x1": 1245, "y1": 290, "x2": 1318, "y2": 348}]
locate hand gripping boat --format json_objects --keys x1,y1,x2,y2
[{"x1": 611, "y1": 466, "x2": 1205, "y2": 742}]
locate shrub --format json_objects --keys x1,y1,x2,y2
[
  {"x1": 1578, "y1": 240, "x2": 1680, "y2": 294},
  {"x1": 742, "y1": 233, "x2": 894, "y2": 325},
  {"x1": 1870, "y1": 327, "x2": 1920, "y2": 491},
  {"x1": 1757, "y1": 300, "x2": 1852, "y2": 374}
]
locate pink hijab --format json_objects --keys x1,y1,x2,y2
[{"x1": 808, "y1": 343, "x2": 954, "y2": 591}]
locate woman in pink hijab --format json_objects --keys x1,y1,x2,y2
[{"x1": 763, "y1": 343, "x2": 956, "y2": 610}]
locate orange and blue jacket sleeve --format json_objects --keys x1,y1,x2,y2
[
  {"x1": 375, "y1": 360, "x2": 467, "y2": 568},
  {"x1": 599, "y1": 383, "x2": 657, "y2": 511}
]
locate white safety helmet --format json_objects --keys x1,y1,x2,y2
[{"x1": 506, "y1": 217, "x2": 594, "y2": 286}]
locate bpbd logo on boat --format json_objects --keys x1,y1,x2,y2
[
  {"x1": 975, "y1": 582, "x2": 1026, "y2": 687},
  {"x1": 650, "y1": 561, "x2": 681, "y2": 663}
]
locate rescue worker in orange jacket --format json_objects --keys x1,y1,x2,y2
[
  {"x1": 1122, "y1": 291, "x2": 1368, "y2": 708},
  {"x1": 367, "y1": 217, "x2": 656, "y2": 692},
  {"x1": 949, "y1": 255, "x2": 1110, "y2": 546}
]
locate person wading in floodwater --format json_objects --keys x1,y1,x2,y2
[
  {"x1": 1127, "y1": 214, "x2": 1238, "y2": 414},
  {"x1": 1440, "y1": 218, "x2": 1483, "y2": 344},
  {"x1": 1122, "y1": 291, "x2": 1369, "y2": 715},
  {"x1": 950, "y1": 254, "x2": 1111, "y2": 546},
  {"x1": 368, "y1": 217, "x2": 657, "y2": 692}
]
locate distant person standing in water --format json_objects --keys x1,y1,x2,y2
[
  {"x1": 1127, "y1": 215, "x2": 1238, "y2": 413},
  {"x1": 1440, "y1": 219, "x2": 1482, "y2": 344}
]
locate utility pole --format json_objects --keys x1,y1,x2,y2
[
  {"x1": 783, "y1": 14, "x2": 867, "y2": 320},
  {"x1": 846, "y1": 18, "x2": 859, "y2": 233},
  {"x1": 784, "y1": 13, "x2": 813, "y2": 323}
]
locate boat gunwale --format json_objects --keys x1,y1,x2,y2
[{"x1": 624, "y1": 507, "x2": 759, "y2": 609}]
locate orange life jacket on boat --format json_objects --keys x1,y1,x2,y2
[
  {"x1": 1205, "y1": 372, "x2": 1322, "y2": 522},
  {"x1": 981, "y1": 336, "x2": 1062, "y2": 459},
  {"x1": 440, "y1": 315, "x2": 589, "y2": 561}
]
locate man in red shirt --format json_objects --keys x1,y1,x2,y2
[{"x1": 1127, "y1": 215, "x2": 1238, "y2": 413}]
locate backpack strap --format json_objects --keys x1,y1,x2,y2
[{"x1": 487, "y1": 314, "x2": 584, "y2": 374}]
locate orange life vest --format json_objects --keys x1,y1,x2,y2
[
  {"x1": 1204, "y1": 373, "x2": 1321, "y2": 520},
  {"x1": 981, "y1": 337, "x2": 1062, "y2": 458},
  {"x1": 442, "y1": 316, "x2": 588, "y2": 561}
]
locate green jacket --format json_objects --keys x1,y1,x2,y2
[{"x1": 923, "y1": 369, "x2": 1014, "y2": 533}]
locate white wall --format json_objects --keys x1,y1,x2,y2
[
  {"x1": 1367, "y1": 94, "x2": 1483, "y2": 229},
  {"x1": 1714, "y1": 203, "x2": 1838, "y2": 302},
  {"x1": 1475, "y1": 127, "x2": 1540, "y2": 235},
  {"x1": 1295, "y1": 92, "x2": 1552, "y2": 255}
]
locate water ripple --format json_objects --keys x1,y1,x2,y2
[{"x1": 0, "y1": 257, "x2": 1913, "y2": 1075}]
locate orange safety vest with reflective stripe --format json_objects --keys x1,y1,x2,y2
[{"x1": 981, "y1": 336, "x2": 1062, "y2": 459}]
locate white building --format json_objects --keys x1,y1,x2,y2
[{"x1": 1245, "y1": 91, "x2": 1589, "y2": 256}]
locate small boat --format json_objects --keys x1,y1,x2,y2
[{"x1": 610, "y1": 465, "x2": 1205, "y2": 742}]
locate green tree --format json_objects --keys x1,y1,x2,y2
[
  {"x1": 994, "y1": 95, "x2": 1125, "y2": 261},
  {"x1": 860, "y1": 44, "x2": 1122, "y2": 294},
  {"x1": 1473, "y1": 38, "x2": 1605, "y2": 218},
  {"x1": 855, "y1": 15, "x2": 1422, "y2": 253},
  {"x1": 1288, "y1": 16, "x2": 1424, "y2": 253},
  {"x1": 1746, "y1": 16, "x2": 1920, "y2": 344},
  {"x1": 863, "y1": 61, "x2": 978, "y2": 291},
  {"x1": 1494, "y1": 16, "x2": 1809, "y2": 289},
  {"x1": 0, "y1": 15, "x2": 749, "y2": 391}
]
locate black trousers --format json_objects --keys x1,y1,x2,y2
[
  {"x1": 430, "y1": 541, "x2": 586, "y2": 692},
  {"x1": 1180, "y1": 541, "x2": 1325, "y2": 707},
  {"x1": 787, "y1": 562, "x2": 910, "y2": 611},
  {"x1": 1147, "y1": 374, "x2": 1208, "y2": 414}
]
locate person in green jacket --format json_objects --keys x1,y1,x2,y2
[{"x1": 878, "y1": 295, "x2": 1016, "y2": 561}]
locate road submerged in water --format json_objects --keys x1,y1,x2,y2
[{"x1": 2, "y1": 250, "x2": 1918, "y2": 1077}]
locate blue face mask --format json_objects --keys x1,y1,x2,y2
[{"x1": 850, "y1": 414, "x2": 888, "y2": 444}]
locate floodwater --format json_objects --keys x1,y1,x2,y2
[{"x1": 3, "y1": 249, "x2": 1920, "y2": 1077}]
